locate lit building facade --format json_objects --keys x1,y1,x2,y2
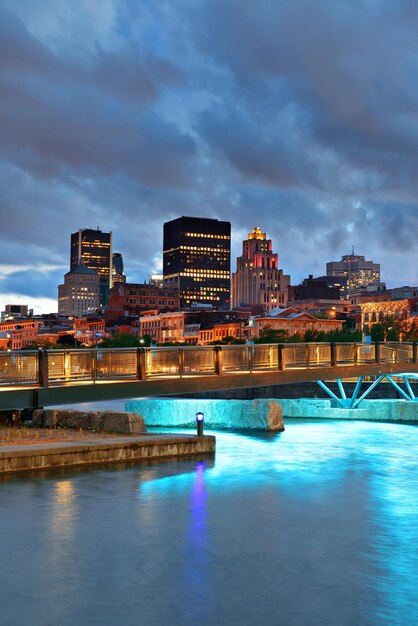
[
  {"x1": 0, "y1": 319, "x2": 42, "y2": 349},
  {"x1": 232, "y1": 227, "x2": 290, "y2": 311},
  {"x1": 360, "y1": 298, "x2": 418, "y2": 335},
  {"x1": 71, "y1": 228, "x2": 112, "y2": 306},
  {"x1": 198, "y1": 320, "x2": 243, "y2": 345},
  {"x1": 327, "y1": 253, "x2": 383, "y2": 299},
  {"x1": 163, "y1": 216, "x2": 231, "y2": 309},
  {"x1": 139, "y1": 311, "x2": 185, "y2": 343},
  {"x1": 58, "y1": 264, "x2": 100, "y2": 317}
]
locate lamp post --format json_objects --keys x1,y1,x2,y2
[{"x1": 196, "y1": 411, "x2": 204, "y2": 437}]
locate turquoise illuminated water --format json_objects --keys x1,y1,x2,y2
[{"x1": 2, "y1": 419, "x2": 418, "y2": 625}]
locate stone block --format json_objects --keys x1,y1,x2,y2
[
  {"x1": 126, "y1": 398, "x2": 284, "y2": 431},
  {"x1": 31, "y1": 410, "x2": 146, "y2": 434}
]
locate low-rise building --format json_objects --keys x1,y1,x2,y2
[
  {"x1": 74, "y1": 316, "x2": 106, "y2": 346},
  {"x1": 106, "y1": 282, "x2": 180, "y2": 319},
  {"x1": 1, "y1": 304, "x2": 32, "y2": 322},
  {"x1": 243, "y1": 307, "x2": 344, "y2": 340},
  {"x1": 139, "y1": 311, "x2": 185, "y2": 344},
  {"x1": 0, "y1": 319, "x2": 43, "y2": 349},
  {"x1": 198, "y1": 320, "x2": 244, "y2": 345}
]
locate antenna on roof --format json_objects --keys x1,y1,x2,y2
[{"x1": 352, "y1": 245, "x2": 355, "y2": 255}]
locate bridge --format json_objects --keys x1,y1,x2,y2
[{"x1": 0, "y1": 342, "x2": 416, "y2": 412}]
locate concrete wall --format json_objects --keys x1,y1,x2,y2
[
  {"x1": 127, "y1": 396, "x2": 418, "y2": 428},
  {"x1": 126, "y1": 398, "x2": 284, "y2": 431},
  {"x1": 277, "y1": 398, "x2": 418, "y2": 422}
]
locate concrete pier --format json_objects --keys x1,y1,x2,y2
[{"x1": 0, "y1": 434, "x2": 215, "y2": 474}]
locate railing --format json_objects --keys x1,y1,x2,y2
[{"x1": 0, "y1": 342, "x2": 415, "y2": 388}]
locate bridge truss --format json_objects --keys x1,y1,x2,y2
[{"x1": 317, "y1": 373, "x2": 418, "y2": 409}]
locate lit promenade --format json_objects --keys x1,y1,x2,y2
[{"x1": 0, "y1": 342, "x2": 416, "y2": 411}]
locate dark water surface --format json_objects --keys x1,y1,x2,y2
[{"x1": 2, "y1": 419, "x2": 418, "y2": 626}]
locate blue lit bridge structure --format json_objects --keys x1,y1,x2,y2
[{"x1": 0, "y1": 342, "x2": 416, "y2": 412}]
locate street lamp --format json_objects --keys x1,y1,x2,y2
[{"x1": 196, "y1": 411, "x2": 204, "y2": 437}]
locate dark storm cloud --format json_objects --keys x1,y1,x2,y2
[
  {"x1": 193, "y1": 0, "x2": 418, "y2": 194},
  {"x1": 0, "y1": 8, "x2": 195, "y2": 187},
  {"x1": 0, "y1": 0, "x2": 417, "y2": 311}
]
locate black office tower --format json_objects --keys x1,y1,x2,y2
[
  {"x1": 163, "y1": 216, "x2": 231, "y2": 309},
  {"x1": 70, "y1": 228, "x2": 112, "y2": 307}
]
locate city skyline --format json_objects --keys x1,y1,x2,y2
[
  {"x1": 0, "y1": 217, "x2": 413, "y2": 315},
  {"x1": 1, "y1": 1, "x2": 418, "y2": 314}
]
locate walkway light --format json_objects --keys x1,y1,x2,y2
[{"x1": 196, "y1": 411, "x2": 204, "y2": 437}]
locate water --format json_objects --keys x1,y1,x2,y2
[{"x1": 2, "y1": 419, "x2": 418, "y2": 625}]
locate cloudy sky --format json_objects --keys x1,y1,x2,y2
[{"x1": 0, "y1": 0, "x2": 417, "y2": 313}]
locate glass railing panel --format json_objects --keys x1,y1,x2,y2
[
  {"x1": 335, "y1": 343, "x2": 356, "y2": 365},
  {"x1": 379, "y1": 345, "x2": 396, "y2": 364},
  {"x1": 96, "y1": 349, "x2": 137, "y2": 379},
  {"x1": 183, "y1": 347, "x2": 215, "y2": 374},
  {"x1": 145, "y1": 348, "x2": 180, "y2": 376},
  {"x1": 221, "y1": 346, "x2": 250, "y2": 371},
  {"x1": 48, "y1": 350, "x2": 94, "y2": 381},
  {"x1": 283, "y1": 344, "x2": 307, "y2": 368},
  {"x1": 357, "y1": 343, "x2": 376, "y2": 364},
  {"x1": 307, "y1": 343, "x2": 331, "y2": 367},
  {"x1": 252, "y1": 344, "x2": 278, "y2": 370},
  {"x1": 0, "y1": 351, "x2": 38, "y2": 385}
]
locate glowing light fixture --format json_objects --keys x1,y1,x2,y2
[{"x1": 196, "y1": 411, "x2": 204, "y2": 437}]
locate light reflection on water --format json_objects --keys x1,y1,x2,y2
[{"x1": 2, "y1": 419, "x2": 418, "y2": 625}]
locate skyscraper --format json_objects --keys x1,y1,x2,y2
[
  {"x1": 112, "y1": 252, "x2": 126, "y2": 284},
  {"x1": 163, "y1": 216, "x2": 231, "y2": 309},
  {"x1": 232, "y1": 227, "x2": 290, "y2": 311},
  {"x1": 326, "y1": 252, "x2": 383, "y2": 299},
  {"x1": 70, "y1": 228, "x2": 112, "y2": 306}
]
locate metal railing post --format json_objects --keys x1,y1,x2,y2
[
  {"x1": 137, "y1": 348, "x2": 146, "y2": 380},
  {"x1": 91, "y1": 349, "x2": 97, "y2": 382},
  {"x1": 330, "y1": 342, "x2": 336, "y2": 367},
  {"x1": 214, "y1": 346, "x2": 223, "y2": 375},
  {"x1": 38, "y1": 349, "x2": 49, "y2": 388},
  {"x1": 375, "y1": 341, "x2": 380, "y2": 364},
  {"x1": 353, "y1": 342, "x2": 358, "y2": 366},
  {"x1": 178, "y1": 348, "x2": 184, "y2": 377},
  {"x1": 278, "y1": 344, "x2": 285, "y2": 370},
  {"x1": 413, "y1": 342, "x2": 417, "y2": 364},
  {"x1": 247, "y1": 345, "x2": 253, "y2": 372},
  {"x1": 305, "y1": 344, "x2": 310, "y2": 368}
]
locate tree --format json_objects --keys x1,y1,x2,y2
[
  {"x1": 254, "y1": 326, "x2": 290, "y2": 343},
  {"x1": 99, "y1": 333, "x2": 142, "y2": 348},
  {"x1": 369, "y1": 315, "x2": 404, "y2": 342}
]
